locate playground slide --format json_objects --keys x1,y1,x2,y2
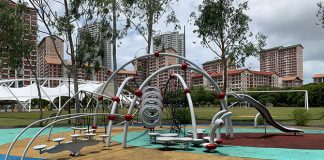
[{"x1": 236, "y1": 94, "x2": 304, "y2": 133}]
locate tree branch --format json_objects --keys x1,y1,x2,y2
[{"x1": 29, "y1": 0, "x2": 69, "y2": 69}]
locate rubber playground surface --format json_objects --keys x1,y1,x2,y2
[
  {"x1": 112, "y1": 127, "x2": 324, "y2": 160},
  {"x1": 1, "y1": 126, "x2": 324, "y2": 160}
]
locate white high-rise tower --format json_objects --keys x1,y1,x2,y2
[{"x1": 153, "y1": 31, "x2": 185, "y2": 57}]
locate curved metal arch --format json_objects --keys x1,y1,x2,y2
[
  {"x1": 142, "y1": 86, "x2": 161, "y2": 93},
  {"x1": 140, "y1": 98, "x2": 163, "y2": 109},
  {"x1": 170, "y1": 73, "x2": 198, "y2": 139},
  {"x1": 209, "y1": 112, "x2": 232, "y2": 144},
  {"x1": 142, "y1": 91, "x2": 163, "y2": 101},
  {"x1": 5, "y1": 112, "x2": 90, "y2": 160},
  {"x1": 122, "y1": 64, "x2": 227, "y2": 147},
  {"x1": 106, "y1": 76, "x2": 135, "y2": 146},
  {"x1": 21, "y1": 113, "x2": 118, "y2": 160},
  {"x1": 99, "y1": 53, "x2": 209, "y2": 95}
]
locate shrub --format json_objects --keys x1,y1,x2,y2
[
  {"x1": 291, "y1": 109, "x2": 311, "y2": 126},
  {"x1": 257, "y1": 116, "x2": 265, "y2": 125}
]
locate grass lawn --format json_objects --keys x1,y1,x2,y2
[
  {"x1": 1, "y1": 107, "x2": 324, "y2": 128},
  {"x1": 193, "y1": 106, "x2": 324, "y2": 125}
]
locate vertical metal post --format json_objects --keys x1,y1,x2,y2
[
  {"x1": 59, "y1": 79, "x2": 61, "y2": 110},
  {"x1": 68, "y1": 74, "x2": 71, "y2": 124}
]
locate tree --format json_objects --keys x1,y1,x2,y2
[
  {"x1": 191, "y1": 0, "x2": 266, "y2": 94},
  {"x1": 28, "y1": 0, "x2": 112, "y2": 121},
  {"x1": 317, "y1": 1, "x2": 324, "y2": 27},
  {"x1": 122, "y1": 0, "x2": 179, "y2": 78},
  {"x1": 0, "y1": 1, "x2": 44, "y2": 126}
]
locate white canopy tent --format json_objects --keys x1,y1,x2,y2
[
  {"x1": 0, "y1": 79, "x2": 135, "y2": 112},
  {"x1": 0, "y1": 79, "x2": 104, "y2": 111}
]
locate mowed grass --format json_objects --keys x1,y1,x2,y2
[
  {"x1": 192, "y1": 106, "x2": 324, "y2": 126},
  {"x1": 1, "y1": 107, "x2": 324, "y2": 128}
]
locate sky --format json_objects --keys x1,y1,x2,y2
[
  {"x1": 115, "y1": 0, "x2": 324, "y2": 84},
  {"x1": 35, "y1": 0, "x2": 324, "y2": 84}
]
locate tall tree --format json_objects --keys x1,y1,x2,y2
[
  {"x1": 0, "y1": 1, "x2": 44, "y2": 126},
  {"x1": 317, "y1": 1, "x2": 324, "y2": 27},
  {"x1": 28, "y1": 0, "x2": 112, "y2": 121},
  {"x1": 191, "y1": 0, "x2": 266, "y2": 94},
  {"x1": 122, "y1": 0, "x2": 179, "y2": 78}
]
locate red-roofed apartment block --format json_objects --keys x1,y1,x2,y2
[
  {"x1": 313, "y1": 74, "x2": 324, "y2": 83},
  {"x1": 191, "y1": 69, "x2": 281, "y2": 90}
]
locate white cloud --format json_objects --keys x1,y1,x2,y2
[{"x1": 34, "y1": 0, "x2": 324, "y2": 84}]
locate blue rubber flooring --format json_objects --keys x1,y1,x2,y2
[{"x1": 0, "y1": 127, "x2": 71, "y2": 160}]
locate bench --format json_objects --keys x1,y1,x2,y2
[
  {"x1": 159, "y1": 133, "x2": 178, "y2": 137},
  {"x1": 156, "y1": 137, "x2": 194, "y2": 150},
  {"x1": 84, "y1": 133, "x2": 96, "y2": 140},
  {"x1": 53, "y1": 137, "x2": 65, "y2": 145},
  {"x1": 148, "y1": 133, "x2": 160, "y2": 143},
  {"x1": 85, "y1": 129, "x2": 96, "y2": 133},
  {"x1": 192, "y1": 139, "x2": 203, "y2": 146},
  {"x1": 156, "y1": 137, "x2": 176, "y2": 148},
  {"x1": 71, "y1": 127, "x2": 87, "y2": 134},
  {"x1": 99, "y1": 134, "x2": 109, "y2": 143},
  {"x1": 71, "y1": 134, "x2": 81, "y2": 141},
  {"x1": 175, "y1": 137, "x2": 193, "y2": 150},
  {"x1": 33, "y1": 144, "x2": 47, "y2": 154}
]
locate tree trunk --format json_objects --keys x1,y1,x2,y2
[
  {"x1": 221, "y1": 37, "x2": 227, "y2": 111},
  {"x1": 146, "y1": 1, "x2": 154, "y2": 79},
  {"x1": 64, "y1": 0, "x2": 80, "y2": 124},
  {"x1": 112, "y1": 0, "x2": 118, "y2": 95},
  {"x1": 35, "y1": 77, "x2": 43, "y2": 127},
  {"x1": 27, "y1": 56, "x2": 43, "y2": 127},
  {"x1": 222, "y1": 55, "x2": 227, "y2": 93},
  {"x1": 112, "y1": 0, "x2": 118, "y2": 114}
]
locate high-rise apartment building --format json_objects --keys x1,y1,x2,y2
[
  {"x1": 202, "y1": 59, "x2": 236, "y2": 73},
  {"x1": 191, "y1": 69, "x2": 281, "y2": 90},
  {"x1": 37, "y1": 36, "x2": 64, "y2": 84},
  {"x1": 134, "y1": 48, "x2": 191, "y2": 89},
  {"x1": 260, "y1": 44, "x2": 304, "y2": 81},
  {"x1": 153, "y1": 31, "x2": 185, "y2": 57},
  {"x1": 0, "y1": 1, "x2": 37, "y2": 85},
  {"x1": 77, "y1": 23, "x2": 112, "y2": 71}
]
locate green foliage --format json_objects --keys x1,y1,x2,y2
[
  {"x1": 191, "y1": 0, "x2": 266, "y2": 92},
  {"x1": 191, "y1": 86, "x2": 216, "y2": 106},
  {"x1": 317, "y1": 1, "x2": 324, "y2": 28},
  {"x1": 0, "y1": 1, "x2": 34, "y2": 70},
  {"x1": 191, "y1": 0, "x2": 266, "y2": 67},
  {"x1": 257, "y1": 116, "x2": 265, "y2": 125},
  {"x1": 291, "y1": 109, "x2": 311, "y2": 126},
  {"x1": 174, "y1": 108, "x2": 191, "y2": 124},
  {"x1": 247, "y1": 82, "x2": 324, "y2": 107},
  {"x1": 122, "y1": 0, "x2": 179, "y2": 54}
]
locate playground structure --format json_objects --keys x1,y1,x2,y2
[{"x1": 5, "y1": 52, "x2": 304, "y2": 160}]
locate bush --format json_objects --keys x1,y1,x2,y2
[
  {"x1": 291, "y1": 109, "x2": 311, "y2": 126},
  {"x1": 257, "y1": 116, "x2": 265, "y2": 125}
]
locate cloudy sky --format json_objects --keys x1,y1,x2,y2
[
  {"x1": 114, "y1": 0, "x2": 324, "y2": 84},
  {"x1": 35, "y1": 0, "x2": 324, "y2": 84}
]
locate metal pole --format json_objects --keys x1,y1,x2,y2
[{"x1": 68, "y1": 74, "x2": 71, "y2": 124}]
